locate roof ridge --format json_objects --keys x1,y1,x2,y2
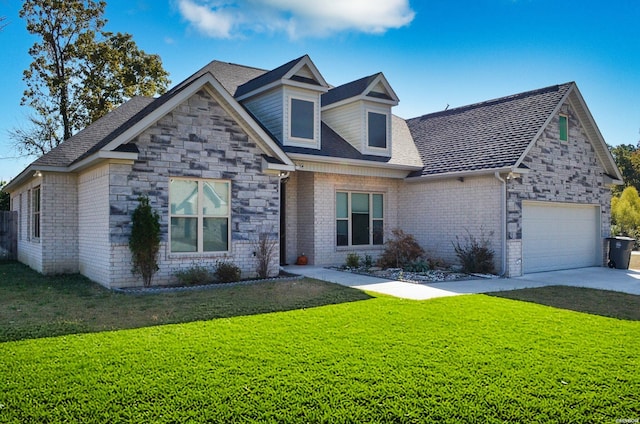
[{"x1": 409, "y1": 82, "x2": 574, "y2": 121}]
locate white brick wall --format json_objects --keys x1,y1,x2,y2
[
  {"x1": 41, "y1": 172, "x2": 78, "y2": 274},
  {"x1": 399, "y1": 175, "x2": 503, "y2": 270},
  {"x1": 285, "y1": 171, "x2": 401, "y2": 266},
  {"x1": 78, "y1": 164, "x2": 111, "y2": 285}
]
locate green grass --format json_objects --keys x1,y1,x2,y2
[
  {"x1": 1, "y1": 263, "x2": 640, "y2": 422},
  {"x1": 0, "y1": 262, "x2": 371, "y2": 342},
  {"x1": 488, "y1": 285, "x2": 640, "y2": 321}
]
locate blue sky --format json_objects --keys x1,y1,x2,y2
[{"x1": 0, "y1": 0, "x2": 639, "y2": 182}]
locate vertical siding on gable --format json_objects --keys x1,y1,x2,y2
[{"x1": 243, "y1": 88, "x2": 283, "y2": 142}]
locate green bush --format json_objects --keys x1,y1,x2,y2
[
  {"x1": 377, "y1": 228, "x2": 425, "y2": 269},
  {"x1": 215, "y1": 261, "x2": 241, "y2": 283},
  {"x1": 452, "y1": 228, "x2": 495, "y2": 274},
  {"x1": 174, "y1": 266, "x2": 214, "y2": 286},
  {"x1": 129, "y1": 196, "x2": 161, "y2": 287},
  {"x1": 405, "y1": 260, "x2": 431, "y2": 273},
  {"x1": 345, "y1": 252, "x2": 360, "y2": 268}
]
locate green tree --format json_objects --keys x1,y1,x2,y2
[
  {"x1": 0, "y1": 181, "x2": 9, "y2": 211},
  {"x1": 609, "y1": 144, "x2": 640, "y2": 196},
  {"x1": 14, "y1": 0, "x2": 169, "y2": 155},
  {"x1": 611, "y1": 186, "x2": 640, "y2": 238},
  {"x1": 129, "y1": 197, "x2": 161, "y2": 287}
]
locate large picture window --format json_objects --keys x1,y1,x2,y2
[
  {"x1": 170, "y1": 178, "x2": 230, "y2": 253},
  {"x1": 336, "y1": 191, "x2": 384, "y2": 247},
  {"x1": 290, "y1": 97, "x2": 315, "y2": 140}
]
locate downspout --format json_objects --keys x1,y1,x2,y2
[
  {"x1": 278, "y1": 172, "x2": 290, "y2": 267},
  {"x1": 494, "y1": 172, "x2": 507, "y2": 276}
]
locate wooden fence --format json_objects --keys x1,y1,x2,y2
[{"x1": 0, "y1": 211, "x2": 17, "y2": 261}]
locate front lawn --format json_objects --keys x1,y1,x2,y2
[
  {"x1": 1, "y1": 264, "x2": 639, "y2": 422},
  {"x1": 0, "y1": 262, "x2": 371, "y2": 342}
]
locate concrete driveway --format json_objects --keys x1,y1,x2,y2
[{"x1": 283, "y1": 265, "x2": 640, "y2": 300}]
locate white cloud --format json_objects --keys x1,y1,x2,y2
[
  {"x1": 176, "y1": 0, "x2": 415, "y2": 39},
  {"x1": 177, "y1": 0, "x2": 235, "y2": 38}
]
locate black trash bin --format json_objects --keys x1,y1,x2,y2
[{"x1": 607, "y1": 237, "x2": 636, "y2": 269}]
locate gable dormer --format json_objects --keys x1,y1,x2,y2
[
  {"x1": 321, "y1": 73, "x2": 399, "y2": 157},
  {"x1": 235, "y1": 55, "x2": 329, "y2": 150}
]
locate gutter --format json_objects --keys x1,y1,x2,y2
[{"x1": 494, "y1": 171, "x2": 507, "y2": 277}]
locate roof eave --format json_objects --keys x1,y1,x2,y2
[
  {"x1": 288, "y1": 152, "x2": 423, "y2": 171},
  {"x1": 405, "y1": 166, "x2": 524, "y2": 183}
]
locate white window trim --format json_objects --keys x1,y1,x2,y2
[
  {"x1": 363, "y1": 106, "x2": 391, "y2": 156},
  {"x1": 31, "y1": 186, "x2": 41, "y2": 241},
  {"x1": 335, "y1": 190, "x2": 385, "y2": 249},
  {"x1": 168, "y1": 177, "x2": 231, "y2": 255},
  {"x1": 285, "y1": 92, "x2": 320, "y2": 148}
]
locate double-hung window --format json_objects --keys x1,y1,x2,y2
[
  {"x1": 31, "y1": 186, "x2": 41, "y2": 239},
  {"x1": 336, "y1": 191, "x2": 384, "y2": 247},
  {"x1": 170, "y1": 178, "x2": 230, "y2": 253}
]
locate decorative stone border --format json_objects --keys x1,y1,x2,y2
[{"x1": 113, "y1": 272, "x2": 304, "y2": 295}]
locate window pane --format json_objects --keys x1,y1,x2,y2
[
  {"x1": 203, "y1": 218, "x2": 228, "y2": 251},
  {"x1": 170, "y1": 179, "x2": 198, "y2": 215},
  {"x1": 372, "y1": 194, "x2": 383, "y2": 219},
  {"x1": 559, "y1": 115, "x2": 568, "y2": 141},
  {"x1": 336, "y1": 192, "x2": 348, "y2": 219},
  {"x1": 352, "y1": 212, "x2": 369, "y2": 245},
  {"x1": 337, "y1": 220, "x2": 348, "y2": 246},
  {"x1": 373, "y1": 220, "x2": 384, "y2": 245},
  {"x1": 171, "y1": 217, "x2": 197, "y2": 252},
  {"x1": 351, "y1": 193, "x2": 369, "y2": 214},
  {"x1": 291, "y1": 98, "x2": 314, "y2": 139},
  {"x1": 203, "y1": 181, "x2": 229, "y2": 216},
  {"x1": 368, "y1": 112, "x2": 387, "y2": 148}
]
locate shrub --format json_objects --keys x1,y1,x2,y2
[
  {"x1": 174, "y1": 266, "x2": 214, "y2": 286},
  {"x1": 377, "y1": 228, "x2": 425, "y2": 269},
  {"x1": 452, "y1": 228, "x2": 495, "y2": 274},
  {"x1": 364, "y1": 254, "x2": 373, "y2": 269},
  {"x1": 129, "y1": 196, "x2": 161, "y2": 287},
  {"x1": 215, "y1": 261, "x2": 241, "y2": 283},
  {"x1": 405, "y1": 260, "x2": 431, "y2": 273},
  {"x1": 345, "y1": 252, "x2": 360, "y2": 268},
  {"x1": 254, "y1": 230, "x2": 278, "y2": 279}
]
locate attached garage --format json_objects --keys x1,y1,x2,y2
[{"x1": 522, "y1": 201, "x2": 601, "y2": 274}]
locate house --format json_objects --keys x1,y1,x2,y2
[{"x1": 4, "y1": 55, "x2": 622, "y2": 288}]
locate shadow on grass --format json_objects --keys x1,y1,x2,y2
[
  {"x1": 0, "y1": 262, "x2": 373, "y2": 342},
  {"x1": 486, "y1": 285, "x2": 640, "y2": 321}
]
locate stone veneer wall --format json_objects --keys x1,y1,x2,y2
[
  {"x1": 105, "y1": 89, "x2": 281, "y2": 288},
  {"x1": 506, "y1": 102, "x2": 611, "y2": 274}
]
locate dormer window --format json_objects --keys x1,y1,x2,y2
[
  {"x1": 367, "y1": 111, "x2": 387, "y2": 149},
  {"x1": 290, "y1": 97, "x2": 315, "y2": 140}
]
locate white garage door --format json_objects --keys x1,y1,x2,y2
[{"x1": 522, "y1": 201, "x2": 600, "y2": 273}]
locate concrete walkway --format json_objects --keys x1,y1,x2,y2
[{"x1": 282, "y1": 265, "x2": 640, "y2": 300}]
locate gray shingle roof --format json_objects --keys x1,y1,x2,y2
[
  {"x1": 234, "y1": 55, "x2": 307, "y2": 98},
  {"x1": 322, "y1": 73, "x2": 384, "y2": 106},
  {"x1": 406, "y1": 83, "x2": 573, "y2": 177},
  {"x1": 33, "y1": 96, "x2": 155, "y2": 167}
]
